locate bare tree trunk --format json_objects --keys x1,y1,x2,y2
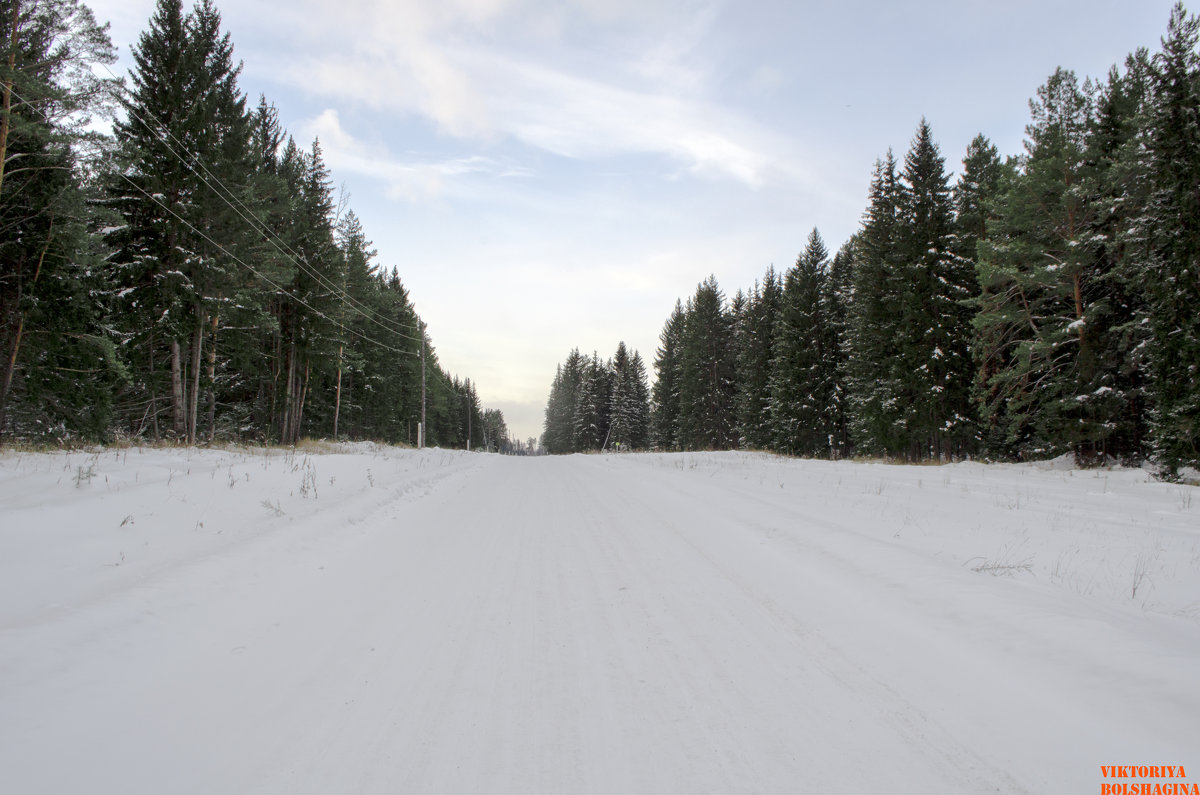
[
  {"x1": 149, "y1": 331, "x2": 159, "y2": 440},
  {"x1": 333, "y1": 344, "x2": 343, "y2": 439},
  {"x1": 281, "y1": 344, "x2": 296, "y2": 445},
  {"x1": 187, "y1": 313, "x2": 203, "y2": 444},
  {"x1": 170, "y1": 339, "x2": 185, "y2": 438},
  {"x1": 296, "y1": 359, "x2": 311, "y2": 443},
  {"x1": 270, "y1": 305, "x2": 284, "y2": 440},
  {"x1": 280, "y1": 360, "x2": 289, "y2": 445},
  {"x1": 207, "y1": 314, "x2": 218, "y2": 442}
]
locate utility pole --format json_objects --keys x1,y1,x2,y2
[{"x1": 419, "y1": 320, "x2": 426, "y2": 449}]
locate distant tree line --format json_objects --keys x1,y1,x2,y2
[
  {"x1": 649, "y1": 4, "x2": 1200, "y2": 477},
  {"x1": 0, "y1": 0, "x2": 505, "y2": 448},
  {"x1": 542, "y1": 342, "x2": 651, "y2": 453}
]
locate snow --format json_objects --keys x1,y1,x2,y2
[{"x1": 1, "y1": 447, "x2": 1198, "y2": 793}]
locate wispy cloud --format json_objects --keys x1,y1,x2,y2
[
  {"x1": 252, "y1": 0, "x2": 803, "y2": 188},
  {"x1": 298, "y1": 109, "x2": 527, "y2": 200}
]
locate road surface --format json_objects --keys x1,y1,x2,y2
[{"x1": 2, "y1": 449, "x2": 1197, "y2": 793}]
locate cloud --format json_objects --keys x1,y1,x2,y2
[
  {"x1": 297, "y1": 109, "x2": 526, "y2": 200},
  {"x1": 252, "y1": 0, "x2": 803, "y2": 188},
  {"x1": 481, "y1": 52, "x2": 780, "y2": 186}
]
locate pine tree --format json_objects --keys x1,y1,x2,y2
[
  {"x1": 0, "y1": 0, "x2": 121, "y2": 439},
  {"x1": 973, "y1": 69, "x2": 1109, "y2": 461}
]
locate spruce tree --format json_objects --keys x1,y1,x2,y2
[
  {"x1": 846, "y1": 152, "x2": 906, "y2": 455},
  {"x1": 678, "y1": 276, "x2": 736, "y2": 449},
  {"x1": 627, "y1": 350, "x2": 651, "y2": 449},
  {"x1": 734, "y1": 267, "x2": 782, "y2": 450},
  {"x1": 770, "y1": 229, "x2": 836, "y2": 456},
  {"x1": 953, "y1": 135, "x2": 1006, "y2": 267},
  {"x1": 954, "y1": 137, "x2": 1016, "y2": 455},
  {"x1": 573, "y1": 352, "x2": 610, "y2": 450},
  {"x1": 608, "y1": 341, "x2": 646, "y2": 450},
  {"x1": 651, "y1": 300, "x2": 686, "y2": 450},
  {"x1": 897, "y1": 119, "x2": 976, "y2": 458},
  {"x1": 608, "y1": 341, "x2": 633, "y2": 449},
  {"x1": 1145, "y1": 3, "x2": 1200, "y2": 475},
  {"x1": 1081, "y1": 55, "x2": 1156, "y2": 462},
  {"x1": 824, "y1": 241, "x2": 856, "y2": 458},
  {"x1": 543, "y1": 348, "x2": 584, "y2": 453},
  {"x1": 107, "y1": 0, "x2": 251, "y2": 443},
  {"x1": 276, "y1": 138, "x2": 339, "y2": 443}
]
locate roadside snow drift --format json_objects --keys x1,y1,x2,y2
[{"x1": 1, "y1": 447, "x2": 1198, "y2": 793}]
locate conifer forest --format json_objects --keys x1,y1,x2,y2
[
  {"x1": 0, "y1": 0, "x2": 508, "y2": 450},
  {"x1": 3, "y1": 0, "x2": 1200, "y2": 474},
  {"x1": 545, "y1": 4, "x2": 1200, "y2": 478}
]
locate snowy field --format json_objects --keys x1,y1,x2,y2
[{"x1": 1, "y1": 445, "x2": 1198, "y2": 793}]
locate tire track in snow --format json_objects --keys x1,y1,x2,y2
[{"x1": 556, "y1": 455, "x2": 1033, "y2": 793}]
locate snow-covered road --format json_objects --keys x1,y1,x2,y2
[{"x1": 2, "y1": 448, "x2": 1198, "y2": 793}]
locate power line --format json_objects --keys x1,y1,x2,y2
[
  {"x1": 3, "y1": 79, "x2": 418, "y2": 358},
  {"x1": 116, "y1": 172, "x2": 418, "y2": 358},
  {"x1": 96, "y1": 62, "x2": 428, "y2": 347}
]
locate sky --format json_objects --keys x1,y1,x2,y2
[{"x1": 88, "y1": 0, "x2": 1181, "y2": 443}]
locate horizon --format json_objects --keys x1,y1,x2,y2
[{"x1": 87, "y1": 0, "x2": 1181, "y2": 442}]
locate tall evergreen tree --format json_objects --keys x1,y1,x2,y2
[
  {"x1": 846, "y1": 152, "x2": 906, "y2": 455},
  {"x1": 651, "y1": 299, "x2": 686, "y2": 450},
  {"x1": 107, "y1": 0, "x2": 251, "y2": 443},
  {"x1": 627, "y1": 350, "x2": 651, "y2": 449},
  {"x1": 1144, "y1": 3, "x2": 1200, "y2": 475},
  {"x1": 0, "y1": 0, "x2": 121, "y2": 438},
  {"x1": 954, "y1": 137, "x2": 1016, "y2": 455},
  {"x1": 677, "y1": 276, "x2": 736, "y2": 450},
  {"x1": 543, "y1": 347, "x2": 584, "y2": 454},
  {"x1": 953, "y1": 135, "x2": 1006, "y2": 266},
  {"x1": 770, "y1": 229, "x2": 837, "y2": 456},
  {"x1": 973, "y1": 68, "x2": 1112, "y2": 461},
  {"x1": 573, "y1": 352, "x2": 610, "y2": 450},
  {"x1": 607, "y1": 341, "x2": 637, "y2": 449},
  {"x1": 1080, "y1": 54, "x2": 1156, "y2": 462},
  {"x1": 897, "y1": 119, "x2": 976, "y2": 458},
  {"x1": 735, "y1": 267, "x2": 782, "y2": 450},
  {"x1": 276, "y1": 138, "x2": 339, "y2": 444},
  {"x1": 824, "y1": 241, "x2": 855, "y2": 457}
]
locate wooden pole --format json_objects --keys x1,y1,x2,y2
[{"x1": 420, "y1": 320, "x2": 426, "y2": 449}]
